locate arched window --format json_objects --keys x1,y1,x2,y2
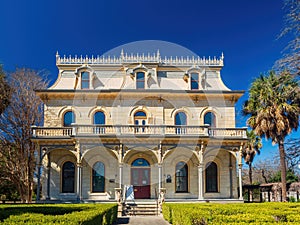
[
  {"x1": 131, "y1": 158, "x2": 150, "y2": 167},
  {"x1": 206, "y1": 162, "x2": 218, "y2": 192},
  {"x1": 81, "y1": 71, "x2": 90, "y2": 89},
  {"x1": 175, "y1": 162, "x2": 188, "y2": 193},
  {"x1": 134, "y1": 111, "x2": 147, "y2": 133},
  {"x1": 175, "y1": 112, "x2": 187, "y2": 134},
  {"x1": 92, "y1": 162, "x2": 105, "y2": 193},
  {"x1": 62, "y1": 161, "x2": 75, "y2": 193},
  {"x1": 204, "y1": 112, "x2": 216, "y2": 127},
  {"x1": 136, "y1": 72, "x2": 145, "y2": 89},
  {"x1": 93, "y1": 111, "x2": 106, "y2": 134},
  {"x1": 191, "y1": 73, "x2": 199, "y2": 90},
  {"x1": 63, "y1": 111, "x2": 75, "y2": 127}
]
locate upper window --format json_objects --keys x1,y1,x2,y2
[
  {"x1": 63, "y1": 111, "x2": 75, "y2": 127},
  {"x1": 205, "y1": 162, "x2": 218, "y2": 193},
  {"x1": 92, "y1": 162, "x2": 105, "y2": 193},
  {"x1": 175, "y1": 112, "x2": 187, "y2": 126},
  {"x1": 191, "y1": 73, "x2": 199, "y2": 90},
  {"x1": 204, "y1": 112, "x2": 216, "y2": 127},
  {"x1": 136, "y1": 72, "x2": 145, "y2": 89},
  {"x1": 134, "y1": 111, "x2": 147, "y2": 133},
  {"x1": 175, "y1": 161, "x2": 188, "y2": 193},
  {"x1": 93, "y1": 111, "x2": 106, "y2": 134},
  {"x1": 94, "y1": 111, "x2": 105, "y2": 125},
  {"x1": 81, "y1": 71, "x2": 90, "y2": 89},
  {"x1": 62, "y1": 161, "x2": 75, "y2": 193}
]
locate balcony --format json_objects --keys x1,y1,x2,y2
[{"x1": 32, "y1": 125, "x2": 247, "y2": 139}]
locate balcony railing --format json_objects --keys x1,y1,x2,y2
[{"x1": 32, "y1": 125, "x2": 247, "y2": 139}]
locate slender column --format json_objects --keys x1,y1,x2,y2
[
  {"x1": 119, "y1": 164, "x2": 123, "y2": 189},
  {"x1": 158, "y1": 142, "x2": 162, "y2": 193},
  {"x1": 118, "y1": 143, "x2": 124, "y2": 189},
  {"x1": 198, "y1": 143, "x2": 204, "y2": 200},
  {"x1": 238, "y1": 145, "x2": 243, "y2": 200},
  {"x1": 36, "y1": 144, "x2": 41, "y2": 202},
  {"x1": 46, "y1": 152, "x2": 51, "y2": 200},
  {"x1": 75, "y1": 140, "x2": 82, "y2": 202},
  {"x1": 77, "y1": 163, "x2": 82, "y2": 201},
  {"x1": 158, "y1": 164, "x2": 162, "y2": 192},
  {"x1": 229, "y1": 152, "x2": 233, "y2": 198}
]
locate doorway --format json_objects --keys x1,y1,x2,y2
[{"x1": 131, "y1": 158, "x2": 151, "y2": 199}]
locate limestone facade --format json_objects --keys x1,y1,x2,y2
[{"x1": 32, "y1": 51, "x2": 247, "y2": 202}]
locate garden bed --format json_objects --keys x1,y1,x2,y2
[
  {"x1": 163, "y1": 202, "x2": 300, "y2": 224},
  {"x1": 0, "y1": 203, "x2": 117, "y2": 225}
]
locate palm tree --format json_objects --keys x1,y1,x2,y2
[
  {"x1": 242, "y1": 130, "x2": 262, "y2": 201},
  {"x1": 243, "y1": 130, "x2": 262, "y2": 185},
  {"x1": 243, "y1": 71, "x2": 300, "y2": 201}
]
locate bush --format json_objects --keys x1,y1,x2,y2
[
  {"x1": 162, "y1": 203, "x2": 300, "y2": 224},
  {"x1": 0, "y1": 203, "x2": 117, "y2": 225}
]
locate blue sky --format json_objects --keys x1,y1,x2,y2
[{"x1": 0, "y1": 0, "x2": 298, "y2": 163}]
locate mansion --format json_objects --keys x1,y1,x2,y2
[{"x1": 31, "y1": 50, "x2": 247, "y2": 202}]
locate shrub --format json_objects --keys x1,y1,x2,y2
[
  {"x1": 0, "y1": 204, "x2": 117, "y2": 225},
  {"x1": 162, "y1": 203, "x2": 300, "y2": 224}
]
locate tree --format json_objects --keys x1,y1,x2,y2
[
  {"x1": 242, "y1": 130, "x2": 262, "y2": 185},
  {"x1": 0, "y1": 65, "x2": 11, "y2": 114},
  {"x1": 242, "y1": 130, "x2": 262, "y2": 201},
  {"x1": 275, "y1": 0, "x2": 300, "y2": 76},
  {"x1": 285, "y1": 138, "x2": 300, "y2": 173},
  {"x1": 243, "y1": 71, "x2": 300, "y2": 201},
  {"x1": 0, "y1": 68, "x2": 48, "y2": 203}
]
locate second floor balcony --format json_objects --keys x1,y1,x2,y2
[{"x1": 31, "y1": 125, "x2": 247, "y2": 140}]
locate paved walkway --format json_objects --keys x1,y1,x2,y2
[{"x1": 114, "y1": 216, "x2": 170, "y2": 225}]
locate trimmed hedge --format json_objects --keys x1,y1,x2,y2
[
  {"x1": 0, "y1": 203, "x2": 117, "y2": 225},
  {"x1": 163, "y1": 202, "x2": 300, "y2": 225}
]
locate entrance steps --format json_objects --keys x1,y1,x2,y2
[{"x1": 123, "y1": 200, "x2": 160, "y2": 216}]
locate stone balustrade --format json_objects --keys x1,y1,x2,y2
[{"x1": 32, "y1": 125, "x2": 247, "y2": 139}]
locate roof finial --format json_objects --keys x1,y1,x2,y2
[
  {"x1": 56, "y1": 51, "x2": 59, "y2": 57},
  {"x1": 221, "y1": 52, "x2": 224, "y2": 60},
  {"x1": 121, "y1": 49, "x2": 124, "y2": 57}
]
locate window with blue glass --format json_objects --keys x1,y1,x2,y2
[
  {"x1": 134, "y1": 111, "x2": 147, "y2": 133},
  {"x1": 206, "y1": 162, "x2": 218, "y2": 192},
  {"x1": 175, "y1": 112, "x2": 187, "y2": 125},
  {"x1": 62, "y1": 161, "x2": 75, "y2": 193},
  {"x1": 81, "y1": 72, "x2": 90, "y2": 89},
  {"x1": 175, "y1": 162, "x2": 188, "y2": 193},
  {"x1": 63, "y1": 111, "x2": 75, "y2": 127},
  {"x1": 136, "y1": 72, "x2": 145, "y2": 89},
  {"x1": 93, "y1": 111, "x2": 106, "y2": 134},
  {"x1": 131, "y1": 158, "x2": 150, "y2": 167},
  {"x1": 191, "y1": 73, "x2": 199, "y2": 90},
  {"x1": 92, "y1": 162, "x2": 105, "y2": 193},
  {"x1": 204, "y1": 112, "x2": 216, "y2": 127}
]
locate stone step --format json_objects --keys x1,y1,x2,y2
[{"x1": 124, "y1": 202, "x2": 160, "y2": 216}]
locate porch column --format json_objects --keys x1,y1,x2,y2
[
  {"x1": 158, "y1": 142, "x2": 162, "y2": 193},
  {"x1": 119, "y1": 164, "x2": 123, "y2": 189},
  {"x1": 198, "y1": 143, "x2": 204, "y2": 200},
  {"x1": 77, "y1": 163, "x2": 82, "y2": 201},
  {"x1": 46, "y1": 152, "x2": 51, "y2": 200},
  {"x1": 229, "y1": 152, "x2": 233, "y2": 198},
  {"x1": 158, "y1": 164, "x2": 162, "y2": 192},
  {"x1": 118, "y1": 143, "x2": 124, "y2": 189},
  {"x1": 36, "y1": 144, "x2": 41, "y2": 202},
  {"x1": 198, "y1": 164, "x2": 204, "y2": 200},
  {"x1": 238, "y1": 145, "x2": 243, "y2": 200}
]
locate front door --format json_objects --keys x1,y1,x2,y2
[{"x1": 131, "y1": 168, "x2": 150, "y2": 199}]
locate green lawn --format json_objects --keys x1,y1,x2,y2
[
  {"x1": 163, "y1": 202, "x2": 300, "y2": 225},
  {"x1": 0, "y1": 203, "x2": 117, "y2": 225}
]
